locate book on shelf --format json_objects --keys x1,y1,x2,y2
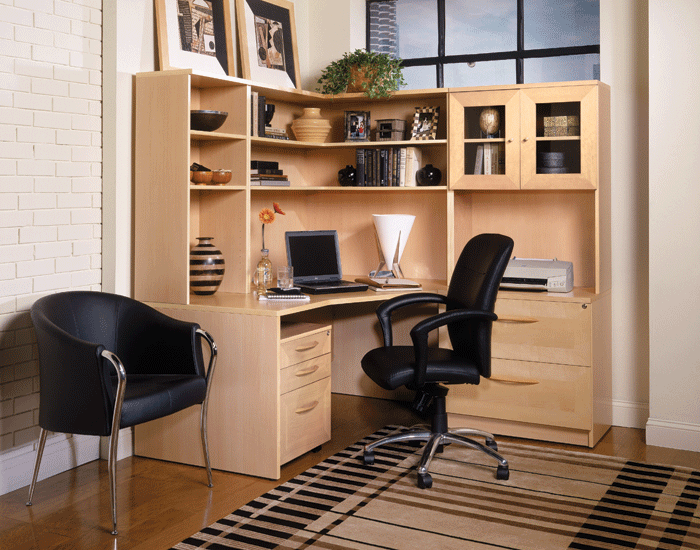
[
  {"x1": 257, "y1": 95, "x2": 266, "y2": 138},
  {"x1": 250, "y1": 174, "x2": 288, "y2": 180},
  {"x1": 353, "y1": 147, "x2": 425, "y2": 187},
  {"x1": 484, "y1": 143, "x2": 492, "y2": 175},
  {"x1": 474, "y1": 144, "x2": 484, "y2": 174},
  {"x1": 250, "y1": 179, "x2": 291, "y2": 186},
  {"x1": 251, "y1": 91, "x2": 259, "y2": 136},
  {"x1": 251, "y1": 160, "x2": 279, "y2": 170},
  {"x1": 251, "y1": 168, "x2": 283, "y2": 175}
]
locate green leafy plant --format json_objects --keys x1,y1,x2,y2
[{"x1": 317, "y1": 49, "x2": 406, "y2": 99}]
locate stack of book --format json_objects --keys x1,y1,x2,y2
[
  {"x1": 473, "y1": 142, "x2": 505, "y2": 175},
  {"x1": 355, "y1": 146, "x2": 423, "y2": 186},
  {"x1": 250, "y1": 160, "x2": 290, "y2": 186}
]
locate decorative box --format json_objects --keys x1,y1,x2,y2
[
  {"x1": 543, "y1": 115, "x2": 580, "y2": 137},
  {"x1": 376, "y1": 119, "x2": 406, "y2": 141}
]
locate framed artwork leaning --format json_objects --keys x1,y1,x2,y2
[
  {"x1": 155, "y1": 0, "x2": 234, "y2": 77},
  {"x1": 410, "y1": 106, "x2": 440, "y2": 140},
  {"x1": 235, "y1": 0, "x2": 301, "y2": 89}
]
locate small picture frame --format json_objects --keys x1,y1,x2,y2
[
  {"x1": 345, "y1": 111, "x2": 371, "y2": 142},
  {"x1": 410, "y1": 106, "x2": 440, "y2": 140}
]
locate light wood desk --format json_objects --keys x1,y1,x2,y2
[{"x1": 134, "y1": 279, "x2": 447, "y2": 480}]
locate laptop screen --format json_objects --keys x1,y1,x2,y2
[{"x1": 285, "y1": 230, "x2": 343, "y2": 284}]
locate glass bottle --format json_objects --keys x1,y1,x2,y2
[{"x1": 256, "y1": 248, "x2": 272, "y2": 289}]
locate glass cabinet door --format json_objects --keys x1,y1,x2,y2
[
  {"x1": 520, "y1": 85, "x2": 599, "y2": 190},
  {"x1": 449, "y1": 89, "x2": 520, "y2": 189}
]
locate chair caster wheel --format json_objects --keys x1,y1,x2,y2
[
  {"x1": 496, "y1": 465, "x2": 509, "y2": 480},
  {"x1": 363, "y1": 451, "x2": 375, "y2": 465},
  {"x1": 486, "y1": 438, "x2": 498, "y2": 451},
  {"x1": 417, "y1": 472, "x2": 433, "y2": 489}
]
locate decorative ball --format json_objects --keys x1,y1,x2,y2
[
  {"x1": 479, "y1": 107, "x2": 500, "y2": 135},
  {"x1": 338, "y1": 165, "x2": 356, "y2": 186},
  {"x1": 416, "y1": 164, "x2": 442, "y2": 186}
]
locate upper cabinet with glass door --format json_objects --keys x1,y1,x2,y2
[{"x1": 449, "y1": 82, "x2": 608, "y2": 191}]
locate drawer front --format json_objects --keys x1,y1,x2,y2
[
  {"x1": 280, "y1": 353, "x2": 331, "y2": 395},
  {"x1": 280, "y1": 377, "x2": 331, "y2": 464},
  {"x1": 446, "y1": 358, "x2": 592, "y2": 430},
  {"x1": 280, "y1": 328, "x2": 332, "y2": 369},
  {"x1": 493, "y1": 298, "x2": 592, "y2": 366}
]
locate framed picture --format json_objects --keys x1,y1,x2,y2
[
  {"x1": 236, "y1": 0, "x2": 301, "y2": 89},
  {"x1": 410, "y1": 106, "x2": 440, "y2": 140},
  {"x1": 345, "y1": 111, "x2": 370, "y2": 142},
  {"x1": 155, "y1": 0, "x2": 234, "y2": 77}
]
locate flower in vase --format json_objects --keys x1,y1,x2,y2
[{"x1": 258, "y1": 203, "x2": 285, "y2": 250}]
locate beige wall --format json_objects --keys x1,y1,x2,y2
[{"x1": 647, "y1": 0, "x2": 700, "y2": 451}]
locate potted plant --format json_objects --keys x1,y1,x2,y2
[{"x1": 317, "y1": 49, "x2": 406, "y2": 99}]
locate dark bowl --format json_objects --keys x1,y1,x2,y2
[{"x1": 191, "y1": 110, "x2": 228, "y2": 132}]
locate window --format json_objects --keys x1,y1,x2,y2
[{"x1": 367, "y1": 0, "x2": 600, "y2": 89}]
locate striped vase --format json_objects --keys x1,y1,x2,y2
[{"x1": 189, "y1": 237, "x2": 225, "y2": 295}]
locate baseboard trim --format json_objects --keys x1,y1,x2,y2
[
  {"x1": 646, "y1": 417, "x2": 700, "y2": 452},
  {"x1": 612, "y1": 399, "x2": 649, "y2": 429},
  {"x1": 0, "y1": 433, "x2": 100, "y2": 496}
]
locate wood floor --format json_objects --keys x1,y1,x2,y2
[{"x1": 1, "y1": 394, "x2": 699, "y2": 550}]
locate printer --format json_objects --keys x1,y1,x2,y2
[{"x1": 500, "y1": 258, "x2": 573, "y2": 293}]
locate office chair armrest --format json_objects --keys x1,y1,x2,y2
[
  {"x1": 409, "y1": 309, "x2": 497, "y2": 386},
  {"x1": 376, "y1": 292, "x2": 450, "y2": 346}
]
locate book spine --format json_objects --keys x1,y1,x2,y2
[
  {"x1": 356, "y1": 148, "x2": 366, "y2": 186},
  {"x1": 251, "y1": 91, "x2": 258, "y2": 136},
  {"x1": 257, "y1": 95, "x2": 266, "y2": 138},
  {"x1": 399, "y1": 147, "x2": 406, "y2": 187},
  {"x1": 250, "y1": 160, "x2": 279, "y2": 170},
  {"x1": 484, "y1": 143, "x2": 492, "y2": 175},
  {"x1": 474, "y1": 145, "x2": 484, "y2": 175},
  {"x1": 380, "y1": 148, "x2": 388, "y2": 186}
]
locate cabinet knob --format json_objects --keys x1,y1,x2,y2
[
  {"x1": 522, "y1": 137, "x2": 529, "y2": 142},
  {"x1": 507, "y1": 138, "x2": 513, "y2": 143}
]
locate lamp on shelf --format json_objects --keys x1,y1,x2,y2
[{"x1": 372, "y1": 214, "x2": 415, "y2": 279}]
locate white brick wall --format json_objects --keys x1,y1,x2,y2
[{"x1": 0, "y1": 0, "x2": 102, "y2": 483}]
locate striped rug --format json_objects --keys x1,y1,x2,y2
[{"x1": 173, "y1": 426, "x2": 700, "y2": 549}]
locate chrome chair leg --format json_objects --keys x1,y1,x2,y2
[
  {"x1": 26, "y1": 428, "x2": 48, "y2": 506},
  {"x1": 197, "y1": 328, "x2": 217, "y2": 488}
]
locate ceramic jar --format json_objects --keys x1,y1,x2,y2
[
  {"x1": 291, "y1": 108, "x2": 331, "y2": 142},
  {"x1": 338, "y1": 165, "x2": 356, "y2": 186},
  {"x1": 189, "y1": 237, "x2": 225, "y2": 295}
]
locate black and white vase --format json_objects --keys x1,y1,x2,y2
[{"x1": 189, "y1": 237, "x2": 225, "y2": 295}]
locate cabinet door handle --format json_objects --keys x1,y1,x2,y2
[
  {"x1": 295, "y1": 341, "x2": 319, "y2": 352},
  {"x1": 507, "y1": 138, "x2": 513, "y2": 143},
  {"x1": 523, "y1": 137, "x2": 529, "y2": 142},
  {"x1": 295, "y1": 364, "x2": 320, "y2": 377},
  {"x1": 295, "y1": 400, "x2": 319, "y2": 414},
  {"x1": 495, "y1": 316, "x2": 539, "y2": 324},
  {"x1": 489, "y1": 376, "x2": 539, "y2": 385}
]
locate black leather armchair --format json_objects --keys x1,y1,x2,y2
[
  {"x1": 26, "y1": 291, "x2": 217, "y2": 535},
  {"x1": 361, "y1": 233, "x2": 514, "y2": 488}
]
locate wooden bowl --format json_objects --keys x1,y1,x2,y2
[
  {"x1": 211, "y1": 170, "x2": 232, "y2": 184},
  {"x1": 190, "y1": 171, "x2": 213, "y2": 184}
]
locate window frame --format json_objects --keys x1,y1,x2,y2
[{"x1": 366, "y1": 0, "x2": 600, "y2": 87}]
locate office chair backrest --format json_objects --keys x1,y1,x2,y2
[{"x1": 446, "y1": 234, "x2": 514, "y2": 377}]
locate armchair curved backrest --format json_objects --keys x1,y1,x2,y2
[
  {"x1": 31, "y1": 291, "x2": 207, "y2": 436},
  {"x1": 445, "y1": 233, "x2": 514, "y2": 378}
]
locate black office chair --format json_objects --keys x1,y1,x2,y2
[
  {"x1": 361, "y1": 233, "x2": 514, "y2": 488},
  {"x1": 26, "y1": 291, "x2": 217, "y2": 535}
]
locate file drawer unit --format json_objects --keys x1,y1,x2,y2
[
  {"x1": 279, "y1": 324, "x2": 332, "y2": 464},
  {"x1": 446, "y1": 289, "x2": 612, "y2": 447}
]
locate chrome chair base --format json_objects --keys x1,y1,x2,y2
[{"x1": 363, "y1": 425, "x2": 509, "y2": 489}]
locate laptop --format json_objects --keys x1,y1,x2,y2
[{"x1": 285, "y1": 230, "x2": 369, "y2": 294}]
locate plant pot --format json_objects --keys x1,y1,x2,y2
[
  {"x1": 347, "y1": 66, "x2": 376, "y2": 93},
  {"x1": 291, "y1": 108, "x2": 332, "y2": 142},
  {"x1": 189, "y1": 237, "x2": 225, "y2": 295}
]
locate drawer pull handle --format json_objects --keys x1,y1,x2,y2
[
  {"x1": 490, "y1": 376, "x2": 540, "y2": 385},
  {"x1": 295, "y1": 401, "x2": 319, "y2": 414},
  {"x1": 295, "y1": 365, "x2": 320, "y2": 377},
  {"x1": 496, "y1": 316, "x2": 539, "y2": 324},
  {"x1": 295, "y1": 341, "x2": 319, "y2": 352}
]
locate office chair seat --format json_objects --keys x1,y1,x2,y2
[{"x1": 362, "y1": 346, "x2": 481, "y2": 390}]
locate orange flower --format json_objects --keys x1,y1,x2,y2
[
  {"x1": 259, "y1": 208, "x2": 275, "y2": 224},
  {"x1": 273, "y1": 202, "x2": 286, "y2": 215}
]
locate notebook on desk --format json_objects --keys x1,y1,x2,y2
[{"x1": 285, "y1": 230, "x2": 369, "y2": 294}]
